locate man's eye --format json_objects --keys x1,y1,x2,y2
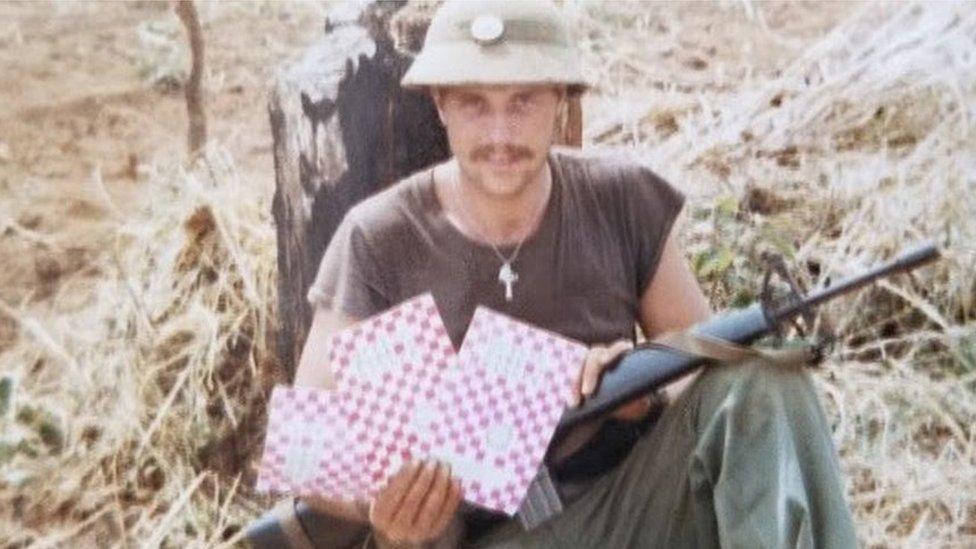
[
  {"x1": 459, "y1": 98, "x2": 483, "y2": 112},
  {"x1": 512, "y1": 94, "x2": 541, "y2": 112}
]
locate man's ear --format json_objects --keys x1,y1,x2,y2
[
  {"x1": 555, "y1": 85, "x2": 568, "y2": 110},
  {"x1": 552, "y1": 85, "x2": 568, "y2": 137},
  {"x1": 430, "y1": 87, "x2": 447, "y2": 126}
]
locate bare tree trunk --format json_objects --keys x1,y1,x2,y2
[
  {"x1": 269, "y1": 2, "x2": 449, "y2": 376},
  {"x1": 176, "y1": 0, "x2": 207, "y2": 158}
]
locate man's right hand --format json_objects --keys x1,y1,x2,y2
[{"x1": 369, "y1": 461, "x2": 462, "y2": 548}]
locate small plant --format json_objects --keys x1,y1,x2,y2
[{"x1": 134, "y1": 18, "x2": 187, "y2": 93}]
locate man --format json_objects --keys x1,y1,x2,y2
[{"x1": 292, "y1": 1, "x2": 856, "y2": 547}]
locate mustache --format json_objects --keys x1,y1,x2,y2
[{"x1": 471, "y1": 145, "x2": 534, "y2": 162}]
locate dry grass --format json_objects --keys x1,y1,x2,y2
[
  {"x1": 0, "y1": 150, "x2": 281, "y2": 547},
  {"x1": 0, "y1": 0, "x2": 974, "y2": 547}
]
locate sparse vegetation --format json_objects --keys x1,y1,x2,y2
[{"x1": 0, "y1": 1, "x2": 972, "y2": 546}]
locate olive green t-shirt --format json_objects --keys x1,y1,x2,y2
[{"x1": 307, "y1": 147, "x2": 685, "y2": 349}]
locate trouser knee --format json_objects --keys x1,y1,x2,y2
[{"x1": 692, "y1": 357, "x2": 819, "y2": 432}]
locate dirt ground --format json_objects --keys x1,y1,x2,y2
[
  {"x1": 0, "y1": 0, "x2": 856, "y2": 314},
  {"x1": 0, "y1": 1, "x2": 332, "y2": 318}
]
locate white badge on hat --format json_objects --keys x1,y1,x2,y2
[{"x1": 470, "y1": 14, "x2": 505, "y2": 45}]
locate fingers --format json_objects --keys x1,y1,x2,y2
[
  {"x1": 370, "y1": 462, "x2": 421, "y2": 526},
  {"x1": 602, "y1": 339, "x2": 633, "y2": 369},
  {"x1": 370, "y1": 461, "x2": 463, "y2": 546},
  {"x1": 429, "y1": 479, "x2": 463, "y2": 537},
  {"x1": 390, "y1": 461, "x2": 438, "y2": 533},
  {"x1": 579, "y1": 347, "x2": 607, "y2": 398},
  {"x1": 413, "y1": 462, "x2": 452, "y2": 532},
  {"x1": 571, "y1": 339, "x2": 634, "y2": 407}
]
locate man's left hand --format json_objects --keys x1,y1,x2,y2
[
  {"x1": 568, "y1": 339, "x2": 643, "y2": 413},
  {"x1": 570, "y1": 339, "x2": 657, "y2": 421}
]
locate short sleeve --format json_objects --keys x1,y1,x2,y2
[
  {"x1": 306, "y1": 212, "x2": 391, "y2": 319},
  {"x1": 627, "y1": 167, "x2": 686, "y2": 296}
]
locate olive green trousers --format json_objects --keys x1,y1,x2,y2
[{"x1": 474, "y1": 359, "x2": 857, "y2": 548}]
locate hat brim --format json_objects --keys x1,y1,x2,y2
[{"x1": 401, "y1": 41, "x2": 589, "y2": 91}]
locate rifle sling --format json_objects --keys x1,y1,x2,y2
[{"x1": 649, "y1": 331, "x2": 815, "y2": 367}]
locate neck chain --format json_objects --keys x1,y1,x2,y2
[{"x1": 440, "y1": 168, "x2": 551, "y2": 302}]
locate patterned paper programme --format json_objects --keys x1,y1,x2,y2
[
  {"x1": 257, "y1": 293, "x2": 455, "y2": 500},
  {"x1": 255, "y1": 385, "x2": 370, "y2": 500},
  {"x1": 426, "y1": 306, "x2": 587, "y2": 514},
  {"x1": 256, "y1": 294, "x2": 588, "y2": 515},
  {"x1": 328, "y1": 293, "x2": 458, "y2": 496}
]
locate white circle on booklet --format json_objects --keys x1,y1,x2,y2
[{"x1": 486, "y1": 423, "x2": 514, "y2": 453}]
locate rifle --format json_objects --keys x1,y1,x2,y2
[{"x1": 556, "y1": 241, "x2": 941, "y2": 433}]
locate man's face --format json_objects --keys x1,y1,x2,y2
[{"x1": 433, "y1": 84, "x2": 564, "y2": 198}]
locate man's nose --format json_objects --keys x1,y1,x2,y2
[{"x1": 484, "y1": 111, "x2": 518, "y2": 144}]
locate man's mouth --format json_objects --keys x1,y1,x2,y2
[
  {"x1": 485, "y1": 154, "x2": 520, "y2": 167},
  {"x1": 473, "y1": 146, "x2": 532, "y2": 169}
]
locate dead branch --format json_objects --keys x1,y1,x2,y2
[{"x1": 175, "y1": 0, "x2": 207, "y2": 158}]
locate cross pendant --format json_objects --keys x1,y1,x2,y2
[{"x1": 498, "y1": 262, "x2": 519, "y2": 302}]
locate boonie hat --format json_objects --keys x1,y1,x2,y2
[{"x1": 401, "y1": 0, "x2": 587, "y2": 92}]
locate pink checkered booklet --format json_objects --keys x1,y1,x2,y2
[
  {"x1": 256, "y1": 294, "x2": 588, "y2": 515},
  {"x1": 257, "y1": 293, "x2": 455, "y2": 501},
  {"x1": 426, "y1": 306, "x2": 587, "y2": 514},
  {"x1": 255, "y1": 385, "x2": 371, "y2": 500}
]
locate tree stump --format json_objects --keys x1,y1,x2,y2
[{"x1": 270, "y1": 1, "x2": 583, "y2": 377}]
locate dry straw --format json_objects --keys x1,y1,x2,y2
[
  {"x1": 1, "y1": 0, "x2": 974, "y2": 546},
  {"x1": 1, "y1": 148, "x2": 280, "y2": 546}
]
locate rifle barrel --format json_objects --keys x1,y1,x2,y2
[{"x1": 773, "y1": 241, "x2": 941, "y2": 321}]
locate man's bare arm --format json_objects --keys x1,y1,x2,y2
[
  {"x1": 638, "y1": 228, "x2": 712, "y2": 400},
  {"x1": 292, "y1": 306, "x2": 368, "y2": 522},
  {"x1": 294, "y1": 306, "x2": 359, "y2": 388}
]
